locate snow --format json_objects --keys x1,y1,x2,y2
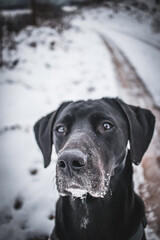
[
  {"x1": 71, "y1": 7, "x2": 160, "y2": 107},
  {"x1": 66, "y1": 188, "x2": 87, "y2": 198},
  {"x1": 0, "y1": 9, "x2": 31, "y2": 17},
  {"x1": 62, "y1": 6, "x2": 78, "y2": 12},
  {"x1": 0, "y1": 129, "x2": 59, "y2": 239},
  {"x1": 104, "y1": 30, "x2": 160, "y2": 106},
  {"x1": 0, "y1": 4, "x2": 160, "y2": 240}
]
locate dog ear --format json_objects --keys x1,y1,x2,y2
[
  {"x1": 34, "y1": 102, "x2": 71, "y2": 167},
  {"x1": 115, "y1": 98, "x2": 155, "y2": 165}
]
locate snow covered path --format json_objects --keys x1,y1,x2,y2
[{"x1": 0, "y1": 5, "x2": 160, "y2": 240}]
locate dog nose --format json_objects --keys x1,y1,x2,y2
[{"x1": 57, "y1": 150, "x2": 87, "y2": 177}]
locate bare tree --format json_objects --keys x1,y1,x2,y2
[
  {"x1": 0, "y1": 14, "x2": 3, "y2": 66},
  {"x1": 30, "y1": 0, "x2": 37, "y2": 25}
]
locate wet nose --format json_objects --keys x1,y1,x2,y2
[{"x1": 57, "y1": 150, "x2": 87, "y2": 177}]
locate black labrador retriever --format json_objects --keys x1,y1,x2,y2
[{"x1": 34, "y1": 98, "x2": 155, "y2": 240}]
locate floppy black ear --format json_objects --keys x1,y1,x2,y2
[
  {"x1": 115, "y1": 98, "x2": 155, "y2": 165},
  {"x1": 34, "y1": 111, "x2": 56, "y2": 168},
  {"x1": 34, "y1": 102, "x2": 71, "y2": 167}
]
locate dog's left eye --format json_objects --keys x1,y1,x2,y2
[
  {"x1": 103, "y1": 122, "x2": 113, "y2": 130},
  {"x1": 56, "y1": 126, "x2": 66, "y2": 133}
]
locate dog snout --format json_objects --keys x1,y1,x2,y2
[{"x1": 57, "y1": 150, "x2": 87, "y2": 177}]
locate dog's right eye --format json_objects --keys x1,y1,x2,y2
[
  {"x1": 103, "y1": 122, "x2": 113, "y2": 130},
  {"x1": 56, "y1": 126, "x2": 66, "y2": 133}
]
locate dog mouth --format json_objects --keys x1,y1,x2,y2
[
  {"x1": 65, "y1": 186, "x2": 88, "y2": 199},
  {"x1": 58, "y1": 182, "x2": 88, "y2": 198},
  {"x1": 56, "y1": 171, "x2": 111, "y2": 199}
]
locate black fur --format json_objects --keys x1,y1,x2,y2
[{"x1": 34, "y1": 98, "x2": 155, "y2": 240}]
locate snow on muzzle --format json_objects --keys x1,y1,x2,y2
[{"x1": 56, "y1": 131, "x2": 111, "y2": 199}]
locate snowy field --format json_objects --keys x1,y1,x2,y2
[{"x1": 0, "y1": 4, "x2": 160, "y2": 240}]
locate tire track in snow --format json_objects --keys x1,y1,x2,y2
[{"x1": 100, "y1": 33, "x2": 160, "y2": 238}]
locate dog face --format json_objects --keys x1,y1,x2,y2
[
  {"x1": 53, "y1": 99, "x2": 129, "y2": 198},
  {"x1": 34, "y1": 98, "x2": 155, "y2": 199}
]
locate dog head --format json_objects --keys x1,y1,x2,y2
[{"x1": 34, "y1": 98, "x2": 155, "y2": 198}]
